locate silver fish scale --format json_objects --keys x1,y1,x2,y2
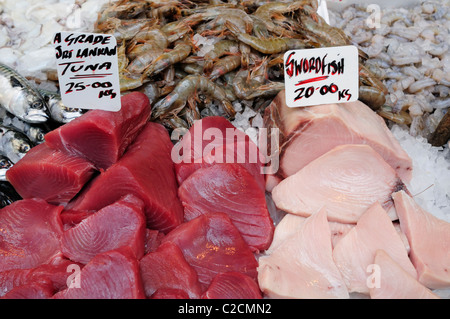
[
  {"x1": 0, "y1": 125, "x2": 32, "y2": 164},
  {"x1": 0, "y1": 63, "x2": 49, "y2": 123}
]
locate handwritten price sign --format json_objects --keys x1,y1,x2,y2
[
  {"x1": 284, "y1": 45, "x2": 359, "y2": 108},
  {"x1": 53, "y1": 32, "x2": 121, "y2": 112}
]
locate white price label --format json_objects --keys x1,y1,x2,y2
[
  {"x1": 284, "y1": 45, "x2": 359, "y2": 108},
  {"x1": 53, "y1": 31, "x2": 121, "y2": 112}
]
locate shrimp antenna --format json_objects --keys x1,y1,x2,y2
[{"x1": 411, "y1": 184, "x2": 434, "y2": 198}]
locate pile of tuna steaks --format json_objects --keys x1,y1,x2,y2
[{"x1": 0, "y1": 92, "x2": 271, "y2": 299}]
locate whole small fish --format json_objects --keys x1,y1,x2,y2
[
  {"x1": 38, "y1": 89, "x2": 83, "y2": 123},
  {"x1": 0, "y1": 125, "x2": 32, "y2": 163},
  {"x1": 0, "y1": 155, "x2": 13, "y2": 182},
  {"x1": 0, "y1": 62, "x2": 49, "y2": 123},
  {"x1": 0, "y1": 108, "x2": 46, "y2": 144}
]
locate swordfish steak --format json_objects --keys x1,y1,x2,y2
[
  {"x1": 178, "y1": 163, "x2": 274, "y2": 252},
  {"x1": 257, "y1": 208, "x2": 349, "y2": 299},
  {"x1": 369, "y1": 250, "x2": 439, "y2": 299},
  {"x1": 45, "y1": 91, "x2": 152, "y2": 170},
  {"x1": 65, "y1": 122, "x2": 184, "y2": 233},
  {"x1": 0, "y1": 199, "x2": 63, "y2": 272},
  {"x1": 332, "y1": 202, "x2": 417, "y2": 294},
  {"x1": 392, "y1": 190, "x2": 450, "y2": 289},
  {"x1": 6, "y1": 142, "x2": 95, "y2": 205},
  {"x1": 264, "y1": 90, "x2": 412, "y2": 186},
  {"x1": 271, "y1": 144, "x2": 407, "y2": 223}
]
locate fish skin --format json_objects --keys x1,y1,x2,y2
[
  {"x1": 0, "y1": 125, "x2": 32, "y2": 163},
  {"x1": 0, "y1": 108, "x2": 46, "y2": 144},
  {"x1": 0, "y1": 63, "x2": 49, "y2": 123},
  {"x1": 369, "y1": 250, "x2": 440, "y2": 299},
  {"x1": 38, "y1": 89, "x2": 83, "y2": 124}
]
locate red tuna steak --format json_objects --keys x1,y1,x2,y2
[
  {"x1": 66, "y1": 122, "x2": 184, "y2": 233},
  {"x1": 6, "y1": 143, "x2": 95, "y2": 205},
  {"x1": 173, "y1": 116, "x2": 265, "y2": 190},
  {"x1": 369, "y1": 250, "x2": 439, "y2": 299},
  {"x1": 1, "y1": 283, "x2": 54, "y2": 299},
  {"x1": 332, "y1": 202, "x2": 417, "y2": 294},
  {"x1": 0, "y1": 254, "x2": 80, "y2": 297},
  {"x1": 264, "y1": 90, "x2": 412, "y2": 186},
  {"x1": 139, "y1": 242, "x2": 203, "y2": 299},
  {"x1": 53, "y1": 248, "x2": 145, "y2": 299},
  {"x1": 202, "y1": 272, "x2": 262, "y2": 299},
  {"x1": 271, "y1": 144, "x2": 406, "y2": 223},
  {"x1": 45, "y1": 91, "x2": 152, "y2": 170},
  {"x1": 257, "y1": 208, "x2": 349, "y2": 299},
  {"x1": 162, "y1": 213, "x2": 258, "y2": 288},
  {"x1": 61, "y1": 195, "x2": 146, "y2": 264},
  {"x1": 392, "y1": 190, "x2": 450, "y2": 289},
  {"x1": 179, "y1": 163, "x2": 274, "y2": 252},
  {"x1": 0, "y1": 199, "x2": 63, "y2": 272}
]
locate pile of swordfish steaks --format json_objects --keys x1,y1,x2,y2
[{"x1": 0, "y1": 90, "x2": 449, "y2": 299}]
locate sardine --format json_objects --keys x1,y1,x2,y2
[
  {"x1": 38, "y1": 89, "x2": 84, "y2": 123},
  {"x1": 0, "y1": 125, "x2": 32, "y2": 163},
  {"x1": 0, "y1": 108, "x2": 46, "y2": 144},
  {"x1": 0, "y1": 62, "x2": 49, "y2": 123},
  {"x1": 0, "y1": 156, "x2": 13, "y2": 182}
]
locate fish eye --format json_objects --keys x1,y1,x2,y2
[
  {"x1": 37, "y1": 133, "x2": 45, "y2": 142},
  {"x1": 32, "y1": 101, "x2": 43, "y2": 109},
  {"x1": 20, "y1": 144, "x2": 31, "y2": 153}
]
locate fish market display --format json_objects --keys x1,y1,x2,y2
[
  {"x1": 328, "y1": 1, "x2": 450, "y2": 146},
  {"x1": 264, "y1": 90, "x2": 413, "y2": 188},
  {"x1": 369, "y1": 250, "x2": 439, "y2": 299},
  {"x1": 45, "y1": 91, "x2": 152, "y2": 170},
  {"x1": 258, "y1": 208, "x2": 349, "y2": 299},
  {"x1": 0, "y1": 0, "x2": 449, "y2": 300},
  {"x1": 53, "y1": 248, "x2": 146, "y2": 299},
  {"x1": 66, "y1": 121, "x2": 184, "y2": 233},
  {"x1": 139, "y1": 242, "x2": 203, "y2": 299},
  {"x1": 332, "y1": 202, "x2": 417, "y2": 294},
  {"x1": 61, "y1": 195, "x2": 146, "y2": 264},
  {"x1": 0, "y1": 199, "x2": 63, "y2": 272},
  {"x1": 392, "y1": 190, "x2": 450, "y2": 289},
  {"x1": 6, "y1": 142, "x2": 96, "y2": 205},
  {"x1": 271, "y1": 144, "x2": 406, "y2": 223}
]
